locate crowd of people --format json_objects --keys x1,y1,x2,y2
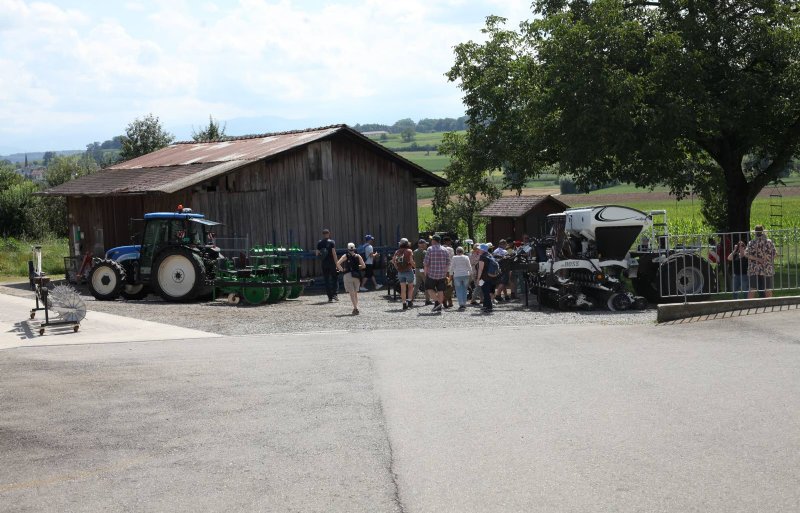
[
  {"x1": 317, "y1": 223, "x2": 781, "y2": 316},
  {"x1": 315, "y1": 228, "x2": 521, "y2": 315}
]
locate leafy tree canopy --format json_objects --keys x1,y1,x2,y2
[
  {"x1": 119, "y1": 113, "x2": 175, "y2": 161},
  {"x1": 192, "y1": 115, "x2": 227, "y2": 142},
  {"x1": 432, "y1": 132, "x2": 502, "y2": 239},
  {"x1": 447, "y1": 1, "x2": 800, "y2": 231}
]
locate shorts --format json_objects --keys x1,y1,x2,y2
[
  {"x1": 497, "y1": 271, "x2": 510, "y2": 285},
  {"x1": 425, "y1": 276, "x2": 447, "y2": 292},
  {"x1": 748, "y1": 274, "x2": 773, "y2": 291},
  {"x1": 398, "y1": 271, "x2": 415, "y2": 283},
  {"x1": 342, "y1": 273, "x2": 361, "y2": 293},
  {"x1": 364, "y1": 264, "x2": 374, "y2": 278}
]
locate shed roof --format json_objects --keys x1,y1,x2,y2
[
  {"x1": 41, "y1": 125, "x2": 447, "y2": 197},
  {"x1": 480, "y1": 195, "x2": 569, "y2": 218}
]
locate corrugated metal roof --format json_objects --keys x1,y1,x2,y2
[
  {"x1": 40, "y1": 125, "x2": 448, "y2": 197},
  {"x1": 110, "y1": 126, "x2": 341, "y2": 169},
  {"x1": 480, "y1": 195, "x2": 569, "y2": 217},
  {"x1": 40, "y1": 163, "x2": 221, "y2": 196}
]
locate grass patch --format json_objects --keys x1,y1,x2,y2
[
  {"x1": 398, "y1": 151, "x2": 451, "y2": 172},
  {"x1": 0, "y1": 237, "x2": 69, "y2": 281},
  {"x1": 370, "y1": 131, "x2": 465, "y2": 149}
]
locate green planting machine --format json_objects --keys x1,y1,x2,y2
[{"x1": 215, "y1": 244, "x2": 310, "y2": 305}]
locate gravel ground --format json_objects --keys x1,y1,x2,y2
[{"x1": 1, "y1": 281, "x2": 656, "y2": 336}]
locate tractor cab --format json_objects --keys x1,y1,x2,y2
[{"x1": 136, "y1": 211, "x2": 220, "y2": 279}]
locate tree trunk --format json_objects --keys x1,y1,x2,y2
[
  {"x1": 725, "y1": 185, "x2": 752, "y2": 234},
  {"x1": 719, "y1": 151, "x2": 752, "y2": 234}
]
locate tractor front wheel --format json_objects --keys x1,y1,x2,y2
[
  {"x1": 88, "y1": 260, "x2": 125, "y2": 300},
  {"x1": 153, "y1": 248, "x2": 203, "y2": 302},
  {"x1": 121, "y1": 283, "x2": 149, "y2": 300}
]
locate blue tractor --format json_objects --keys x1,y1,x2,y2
[{"x1": 87, "y1": 208, "x2": 222, "y2": 302}]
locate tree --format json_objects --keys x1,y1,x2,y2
[
  {"x1": 42, "y1": 151, "x2": 56, "y2": 167},
  {"x1": 46, "y1": 154, "x2": 98, "y2": 187},
  {"x1": 192, "y1": 115, "x2": 227, "y2": 142},
  {"x1": 119, "y1": 114, "x2": 175, "y2": 161},
  {"x1": 400, "y1": 126, "x2": 416, "y2": 143},
  {"x1": 431, "y1": 132, "x2": 501, "y2": 240},
  {"x1": 447, "y1": 2, "x2": 800, "y2": 232}
]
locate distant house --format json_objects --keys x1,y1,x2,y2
[
  {"x1": 40, "y1": 125, "x2": 448, "y2": 268},
  {"x1": 480, "y1": 195, "x2": 569, "y2": 243},
  {"x1": 361, "y1": 130, "x2": 389, "y2": 137}
]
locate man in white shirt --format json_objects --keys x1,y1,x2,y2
[{"x1": 359, "y1": 234, "x2": 382, "y2": 291}]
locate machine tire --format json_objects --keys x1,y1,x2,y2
[
  {"x1": 88, "y1": 260, "x2": 125, "y2": 300},
  {"x1": 607, "y1": 292, "x2": 632, "y2": 311},
  {"x1": 152, "y1": 247, "x2": 204, "y2": 302},
  {"x1": 658, "y1": 256, "x2": 717, "y2": 302},
  {"x1": 121, "y1": 283, "x2": 149, "y2": 300}
]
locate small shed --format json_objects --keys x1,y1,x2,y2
[
  {"x1": 41, "y1": 125, "x2": 447, "y2": 273},
  {"x1": 480, "y1": 195, "x2": 569, "y2": 243}
]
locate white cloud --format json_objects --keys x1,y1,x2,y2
[{"x1": 0, "y1": 0, "x2": 534, "y2": 151}]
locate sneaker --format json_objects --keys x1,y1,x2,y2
[
  {"x1": 328, "y1": 298, "x2": 334, "y2": 302},
  {"x1": 376, "y1": 284, "x2": 384, "y2": 289},
  {"x1": 402, "y1": 302, "x2": 408, "y2": 310},
  {"x1": 333, "y1": 296, "x2": 339, "y2": 302},
  {"x1": 359, "y1": 287, "x2": 368, "y2": 292},
  {"x1": 458, "y1": 305, "x2": 466, "y2": 311},
  {"x1": 482, "y1": 307, "x2": 493, "y2": 313},
  {"x1": 406, "y1": 300, "x2": 413, "y2": 308},
  {"x1": 352, "y1": 308, "x2": 359, "y2": 315},
  {"x1": 432, "y1": 302, "x2": 442, "y2": 312},
  {"x1": 425, "y1": 300, "x2": 433, "y2": 306}
]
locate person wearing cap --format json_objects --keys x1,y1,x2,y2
[
  {"x1": 392, "y1": 238, "x2": 415, "y2": 309},
  {"x1": 423, "y1": 234, "x2": 451, "y2": 312},
  {"x1": 359, "y1": 234, "x2": 382, "y2": 292},
  {"x1": 337, "y1": 242, "x2": 366, "y2": 315},
  {"x1": 476, "y1": 244, "x2": 498, "y2": 312},
  {"x1": 316, "y1": 228, "x2": 338, "y2": 302},
  {"x1": 413, "y1": 239, "x2": 429, "y2": 305}
]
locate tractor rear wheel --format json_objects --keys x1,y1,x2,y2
[
  {"x1": 153, "y1": 248, "x2": 203, "y2": 302},
  {"x1": 658, "y1": 256, "x2": 717, "y2": 302},
  {"x1": 88, "y1": 260, "x2": 125, "y2": 300}
]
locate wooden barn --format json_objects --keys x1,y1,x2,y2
[
  {"x1": 480, "y1": 195, "x2": 569, "y2": 243},
  {"x1": 41, "y1": 125, "x2": 447, "y2": 270}
]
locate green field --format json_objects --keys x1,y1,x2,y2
[
  {"x1": 421, "y1": 195, "x2": 800, "y2": 236},
  {"x1": 0, "y1": 237, "x2": 69, "y2": 281},
  {"x1": 398, "y1": 152, "x2": 451, "y2": 173},
  {"x1": 369, "y1": 131, "x2": 465, "y2": 150}
]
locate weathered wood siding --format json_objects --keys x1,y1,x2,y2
[{"x1": 66, "y1": 135, "x2": 419, "y2": 276}]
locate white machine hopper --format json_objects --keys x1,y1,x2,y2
[{"x1": 565, "y1": 206, "x2": 651, "y2": 260}]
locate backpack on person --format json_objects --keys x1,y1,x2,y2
[
  {"x1": 394, "y1": 249, "x2": 412, "y2": 272},
  {"x1": 346, "y1": 252, "x2": 362, "y2": 279},
  {"x1": 485, "y1": 255, "x2": 500, "y2": 278}
]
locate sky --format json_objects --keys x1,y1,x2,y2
[{"x1": 0, "y1": 0, "x2": 534, "y2": 154}]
